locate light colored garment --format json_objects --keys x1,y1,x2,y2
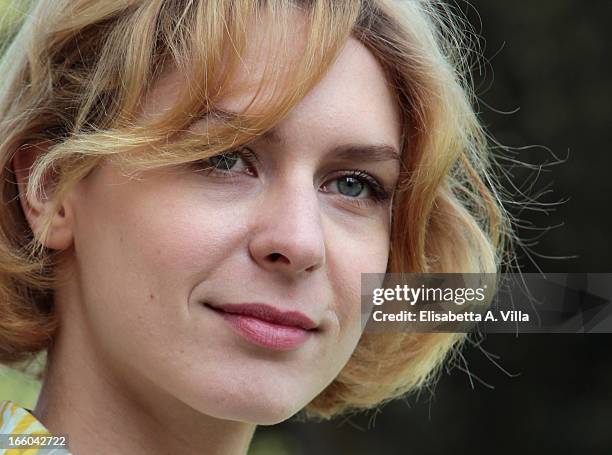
[{"x1": 0, "y1": 400, "x2": 72, "y2": 454}]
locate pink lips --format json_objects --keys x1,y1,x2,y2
[{"x1": 205, "y1": 302, "x2": 318, "y2": 351}]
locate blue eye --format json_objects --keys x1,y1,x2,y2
[
  {"x1": 207, "y1": 152, "x2": 240, "y2": 171},
  {"x1": 337, "y1": 175, "x2": 364, "y2": 197},
  {"x1": 195, "y1": 148, "x2": 258, "y2": 176},
  {"x1": 324, "y1": 170, "x2": 391, "y2": 207}
]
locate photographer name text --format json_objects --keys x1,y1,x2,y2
[{"x1": 371, "y1": 309, "x2": 529, "y2": 323}]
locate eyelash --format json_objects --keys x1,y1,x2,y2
[{"x1": 192, "y1": 148, "x2": 392, "y2": 208}]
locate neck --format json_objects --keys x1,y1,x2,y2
[{"x1": 33, "y1": 312, "x2": 256, "y2": 455}]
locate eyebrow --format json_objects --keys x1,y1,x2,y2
[
  {"x1": 206, "y1": 107, "x2": 401, "y2": 163},
  {"x1": 262, "y1": 129, "x2": 401, "y2": 163}
]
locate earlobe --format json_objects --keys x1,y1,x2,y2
[{"x1": 11, "y1": 143, "x2": 75, "y2": 251}]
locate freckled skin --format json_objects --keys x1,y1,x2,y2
[{"x1": 31, "y1": 29, "x2": 402, "y2": 455}]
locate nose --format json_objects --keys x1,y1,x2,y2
[{"x1": 248, "y1": 173, "x2": 326, "y2": 276}]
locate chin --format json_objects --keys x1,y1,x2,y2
[
  {"x1": 179, "y1": 378, "x2": 311, "y2": 425},
  {"x1": 192, "y1": 402, "x2": 304, "y2": 426},
  {"x1": 220, "y1": 395, "x2": 307, "y2": 425},
  {"x1": 249, "y1": 403, "x2": 305, "y2": 426}
]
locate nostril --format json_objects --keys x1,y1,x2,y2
[{"x1": 269, "y1": 253, "x2": 287, "y2": 263}]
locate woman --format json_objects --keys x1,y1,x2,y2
[{"x1": 0, "y1": 0, "x2": 513, "y2": 453}]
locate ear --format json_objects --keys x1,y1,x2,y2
[{"x1": 11, "y1": 143, "x2": 75, "y2": 250}]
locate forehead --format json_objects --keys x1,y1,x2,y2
[
  {"x1": 140, "y1": 15, "x2": 401, "y2": 148},
  {"x1": 265, "y1": 37, "x2": 402, "y2": 145}
]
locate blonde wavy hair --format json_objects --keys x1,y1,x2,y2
[{"x1": 0, "y1": 0, "x2": 515, "y2": 420}]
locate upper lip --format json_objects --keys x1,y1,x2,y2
[{"x1": 205, "y1": 302, "x2": 319, "y2": 331}]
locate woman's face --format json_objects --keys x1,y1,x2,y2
[{"x1": 63, "y1": 36, "x2": 401, "y2": 424}]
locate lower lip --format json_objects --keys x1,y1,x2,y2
[{"x1": 210, "y1": 308, "x2": 313, "y2": 351}]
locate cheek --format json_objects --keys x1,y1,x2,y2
[
  {"x1": 325, "y1": 220, "x2": 391, "y2": 345},
  {"x1": 71, "y1": 174, "x2": 249, "y2": 353},
  {"x1": 78, "y1": 175, "x2": 245, "y2": 292}
]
